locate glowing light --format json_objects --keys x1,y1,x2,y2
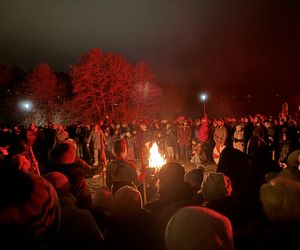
[
  {"x1": 19, "y1": 101, "x2": 33, "y2": 111},
  {"x1": 198, "y1": 93, "x2": 208, "y2": 115},
  {"x1": 148, "y1": 143, "x2": 166, "y2": 169},
  {"x1": 200, "y1": 93, "x2": 207, "y2": 101}
]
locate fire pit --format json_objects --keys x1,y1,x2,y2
[{"x1": 142, "y1": 142, "x2": 166, "y2": 203}]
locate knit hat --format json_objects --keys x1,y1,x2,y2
[
  {"x1": 159, "y1": 162, "x2": 185, "y2": 186},
  {"x1": 93, "y1": 186, "x2": 112, "y2": 210},
  {"x1": 202, "y1": 172, "x2": 232, "y2": 201},
  {"x1": 265, "y1": 167, "x2": 300, "y2": 183},
  {"x1": 43, "y1": 171, "x2": 70, "y2": 196},
  {"x1": 165, "y1": 206, "x2": 234, "y2": 250},
  {"x1": 184, "y1": 168, "x2": 204, "y2": 189},
  {"x1": 260, "y1": 177, "x2": 300, "y2": 222},
  {"x1": 0, "y1": 161, "x2": 60, "y2": 242},
  {"x1": 287, "y1": 150, "x2": 300, "y2": 168},
  {"x1": 50, "y1": 142, "x2": 76, "y2": 164},
  {"x1": 112, "y1": 186, "x2": 142, "y2": 217}
]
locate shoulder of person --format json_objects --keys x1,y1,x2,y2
[
  {"x1": 106, "y1": 160, "x2": 115, "y2": 168},
  {"x1": 106, "y1": 159, "x2": 122, "y2": 167},
  {"x1": 126, "y1": 160, "x2": 137, "y2": 169},
  {"x1": 75, "y1": 157, "x2": 90, "y2": 168}
]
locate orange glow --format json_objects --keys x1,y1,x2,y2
[{"x1": 148, "y1": 143, "x2": 166, "y2": 169}]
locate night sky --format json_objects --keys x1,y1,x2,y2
[{"x1": 1, "y1": 0, "x2": 300, "y2": 118}]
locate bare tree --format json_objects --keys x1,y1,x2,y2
[
  {"x1": 70, "y1": 48, "x2": 113, "y2": 122},
  {"x1": 132, "y1": 62, "x2": 162, "y2": 120},
  {"x1": 25, "y1": 63, "x2": 58, "y2": 124},
  {"x1": 69, "y1": 48, "x2": 162, "y2": 123}
]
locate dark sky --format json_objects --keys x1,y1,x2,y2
[{"x1": 1, "y1": 0, "x2": 300, "y2": 117}]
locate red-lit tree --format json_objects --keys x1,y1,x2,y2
[
  {"x1": 70, "y1": 49, "x2": 135, "y2": 122},
  {"x1": 25, "y1": 63, "x2": 58, "y2": 124},
  {"x1": 105, "y1": 53, "x2": 134, "y2": 120},
  {"x1": 132, "y1": 62, "x2": 162, "y2": 120},
  {"x1": 70, "y1": 48, "x2": 111, "y2": 123},
  {"x1": 69, "y1": 48, "x2": 162, "y2": 123}
]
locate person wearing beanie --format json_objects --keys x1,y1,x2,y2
[
  {"x1": 235, "y1": 176, "x2": 300, "y2": 250},
  {"x1": 91, "y1": 186, "x2": 112, "y2": 232},
  {"x1": 48, "y1": 141, "x2": 92, "y2": 209},
  {"x1": 201, "y1": 172, "x2": 232, "y2": 201},
  {"x1": 165, "y1": 206, "x2": 234, "y2": 250},
  {"x1": 184, "y1": 167, "x2": 204, "y2": 203},
  {"x1": 184, "y1": 167, "x2": 204, "y2": 190},
  {"x1": 105, "y1": 139, "x2": 140, "y2": 194},
  {"x1": 146, "y1": 162, "x2": 193, "y2": 213},
  {"x1": 287, "y1": 149, "x2": 300, "y2": 170},
  {"x1": 145, "y1": 162, "x2": 194, "y2": 250},
  {"x1": 93, "y1": 186, "x2": 112, "y2": 211},
  {"x1": 0, "y1": 160, "x2": 60, "y2": 248},
  {"x1": 200, "y1": 172, "x2": 246, "y2": 228},
  {"x1": 111, "y1": 185, "x2": 143, "y2": 218},
  {"x1": 44, "y1": 171, "x2": 70, "y2": 196},
  {"x1": 159, "y1": 162, "x2": 185, "y2": 185},
  {"x1": 265, "y1": 165, "x2": 300, "y2": 183},
  {"x1": 260, "y1": 177, "x2": 300, "y2": 223},
  {"x1": 106, "y1": 186, "x2": 156, "y2": 250},
  {"x1": 43, "y1": 171, "x2": 104, "y2": 249}
]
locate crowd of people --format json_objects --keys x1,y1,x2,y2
[
  {"x1": 0, "y1": 107, "x2": 300, "y2": 249},
  {"x1": 1, "y1": 107, "x2": 300, "y2": 167}
]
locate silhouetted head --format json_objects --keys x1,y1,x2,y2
[
  {"x1": 50, "y1": 142, "x2": 76, "y2": 164},
  {"x1": 112, "y1": 139, "x2": 127, "y2": 159},
  {"x1": 165, "y1": 206, "x2": 234, "y2": 250}
]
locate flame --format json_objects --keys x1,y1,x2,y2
[{"x1": 148, "y1": 143, "x2": 166, "y2": 169}]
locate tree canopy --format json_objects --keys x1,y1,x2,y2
[
  {"x1": 69, "y1": 48, "x2": 162, "y2": 123},
  {"x1": 25, "y1": 63, "x2": 58, "y2": 124}
]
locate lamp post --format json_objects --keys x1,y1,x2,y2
[
  {"x1": 199, "y1": 93, "x2": 207, "y2": 116},
  {"x1": 19, "y1": 101, "x2": 33, "y2": 124}
]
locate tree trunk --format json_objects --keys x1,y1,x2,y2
[
  {"x1": 47, "y1": 99, "x2": 54, "y2": 124},
  {"x1": 90, "y1": 84, "x2": 101, "y2": 116},
  {"x1": 122, "y1": 94, "x2": 126, "y2": 118},
  {"x1": 100, "y1": 90, "x2": 107, "y2": 115},
  {"x1": 111, "y1": 97, "x2": 115, "y2": 119}
]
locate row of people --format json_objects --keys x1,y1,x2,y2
[{"x1": 1, "y1": 112, "x2": 300, "y2": 168}]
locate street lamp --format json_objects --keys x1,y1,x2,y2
[
  {"x1": 19, "y1": 101, "x2": 32, "y2": 111},
  {"x1": 24, "y1": 103, "x2": 30, "y2": 111},
  {"x1": 199, "y1": 93, "x2": 207, "y2": 116},
  {"x1": 20, "y1": 101, "x2": 33, "y2": 112},
  {"x1": 19, "y1": 101, "x2": 33, "y2": 124}
]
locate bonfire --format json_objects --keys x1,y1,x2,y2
[{"x1": 148, "y1": 142, "x2": 166, "y2": 169}]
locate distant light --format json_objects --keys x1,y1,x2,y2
[
  {"x1": 19, "y1": 101, "x2": 33, "y2": 111},
  {"x1": 199, "y1": 93, "x2": 207, "y2": 101}
]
